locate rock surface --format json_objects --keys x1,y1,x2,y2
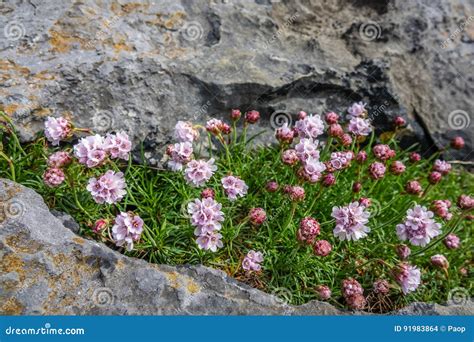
[
  {"x1": 1, "y1": 178, "x2": 472, "y2": 315},
  {"x1": 0, "y1": 0, "x2": 472, "y2": 161}
]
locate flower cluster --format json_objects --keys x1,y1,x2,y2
[
  {"x1": 332, "y1": 201, "x2": 371, "y2": 241},
  {"x1": 112, "y1": 212, "x2": 144, "y2": 251},
  {"x1": 221, "y1": 175, "x2": 248, "y2": 201},
  {"x1": 394, "y1": 263, "x2": 421, "y2": 294},
  {"x1": 342, "y1": 278, "x2": 366, "y2": 309},
  {"x1": 87, "y1": 170, "x2": 126, "y2": 204},
  {"x1": 188, "y1": 197, "x2": 225, "y2": 252},
  {"x1": 242, "y1": 250, "x2": 264, "y2": 271},
  {"x1": 44, "y1": 116, "x2": 72, "y2": 145},
  {"x1": 396, "y1": 205, "x2": 442, "y2": 246}
]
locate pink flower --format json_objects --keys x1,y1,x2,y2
[
  {"x1": 444, "y1": 233, "x2": 460, "y2": 249},
  {"x1": 431, "y1": 254, "x2": 449, "y2": 269},
  {"x1": 295, "y1": 138, "x2": 320, "y2": 162},
  {"x1": 396, "y1": 244, "x2": 411, "y2": 260},
  {"x1": 275, "y1": 124, "x2": 295, "y2": 144},
  {"x1": 206, "y1": 118, "x2": 226, "y2": 135},
  {"x1": 394, "y1": 116, "x2": 406, "y2": 127},
  {"x1": 167, "y1": 142, "x2": 193, "y2": 171},
  {"x1": 196, "y1": 231, "x2": 224, "y2": 252},
  {"x1": 396, "y1": 205, "x2": 442, "y2": 246},
  {"x1": 356, "y1": 151, "x2": 367, "y2": 163},
  {"x1": 93, "y1": 219, "x2": 108, "y2": 233},
  {"x1": 221, "y1": 175, "x2": 248, "y2": 201},
  {"x1": 450, "y1": 136, "x2": 465, "y2": 150},
  {"x1": 395, "y1": 263, "x2": 421, "y2": 294},
  {"x1": 44, "y1": 116, "x2": 72, "y2": 145},
  {"x1": 431, "y1": 200, "x2": 452, "y2": 221},
  {"x1": 328, "y1": 123, "x2": 344, "y2": 137},
  {"x1": 347, "y1": 102, "x2": 367, "y2": 118},
  {"x1": 74, "y1": 135, "x2": 107, "y2": 168},
  {"x1": 231, "y1": 109, "x2": 241, "y2": 121},
  {"x1": 373, "y1": 279, "x2": 390, "y2": 294},
  {"x1": 43, "y1": 168, "x2": 65, "y2": 187},
  {"x1": 47, "y1": 151, "x2": 72, "y2": 168},
  {"x1": 313, "y1": 240, "x2": 332, "y2": 257},
  {"x1": 201, "y1": 188, "x2": 215, "y2": 199},
  {"x1": 405, "y1": 180, "x2": 422, "y2": 195},
  {"x1": 358, "y1": 197, "x2": 371, "y2": 207},
  {"x1": 249, "y1": 208, "x2": 266, "y2": 226},
  {"x1": 316, "y1": 285, "x2": 331, "y2": 300},
  {"x1": 348, "y1": 117, "x2": 372, "y2": 136},
  {"x1": 329, "y1": 151, "x2": 353, "y2": 170},
  {"x1": 184, "y1": 158, "x2": 217, "y2": 187},
  {"x1": 87, "y1": 170, "x2": 126, "y2": 204},
  {"x1": 245, "y1": 110, "x2": 260, "y2": 124},
  {"x1": 297, "y1": 217, "x2": 320, "y2": 244},
  {"x1": 346, "y1": 294, "x2": 366, "y2": 310},
  {"x1": 174, "y1": 121, "x2": 199, "y2": 142},
  {"x1": 428, "y1": 171, "x2": 442, "y2": 184},
  {"x1": 373, "y1": 144, "x2": 395, "y2": 161},
  {"x1": 325, "y1": 112, "x2": 340, "y2": 124},
  {"x1": 342, "y1": 278, "x2": 364, "y2": 298},
  {"x1": 409, "y1": 152, "x2": 421, "y2": 163},
  {"x1": 322, "y1": 173, "x2": 336, "y2": 187},
  {"x1": 281, "y1": 149, "x2": 299, "y2": 166},
  {"x1": 294, "y1": 115, "x2": 325, "y2": 139},
  {"x1": 433, "y1": 159, "x2": 451, "y2": 175},
  {"x1": 457, "y1": 194, "x2": 474, "y2": 210},
  {"x1": 288, "y1": 186, "x2": 305, "y2": 202},
  {"x1": 390, "y1": 161, "x2": 406, "y2": 175},
  {"x1": 332, "y1": 201, "x2": 371, "y2": 241},
  {"x1": 266, "y1": 181, "x2": 279, "y2": 192},
  {"x1": 242, "y1": 250, "x2": 264, "y2": 271},
  {"x1": 104, "y1": 131, "x2": 132, "y2": 160},
  {"x1": 301, "y1": 157, "x2": 326, "y2": 183},
  {"x1": 368, "y1": 162, "x2": 386, "y2": 180},
  {"x1": 112, "y1": 212, "x2": 144, "y2": 251},
  {"x1": 188, "y1": 197, "x2": 225, "y2": 235}
]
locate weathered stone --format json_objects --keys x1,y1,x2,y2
[
  {"x1": 0, "y1": 178, "x2": 472, "y2": 315},
  {"x1": 0, "y1": 0, "x2": 472, "y2": 161}
]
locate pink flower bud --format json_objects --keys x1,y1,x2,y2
[
  {"x1": 356, "y1": 151, "x2": 367, "y2": 163},
  {"x1": 369, "y1": 162, "x2": 386, "y2": 180},
  {"x1": 396, "y1": 244, "x2": 411, "y2": 260},
  {"x1": 428, "y1": 171, "x2": 442, "y2": 184},
  {"x1": 443, "y1": 233, "x2": 460, "y2": 249},
  {"x1": 266, "y1": 181, "x2": 279, "y2": 192},
  {"x1": 340, "y1": 133, "x2": 352, "y2": 147},
  {"x1": 43, "y1": 168, "x2": 65, "y2": 187},
  {"x1": 275, "y1": 125, "x2": 295, "y2": 144},
  {"x1": 325, "y1": 112, "x2": 339, "y2": 124},
  {"x1": 297, "y1": 217, "x2": 320, "y2": 244},
  {"x1": 409, "y1": 152, "x2": 421, "y2": 163},
  {"x1": 316, "y1": 285, "x2": 331, "y2": 300},
  {"x1": 358, "y1": 197, "x2": 371, "y2": 207},
  {"x1": 352, "y1": 182, "x2": 362, "y2": 193},
  {"x1": 201, "y1": 188, "x2": 215, "y2": 199},
  {"x1": 288, "y1": 186, "x2": 305, "y2": 202},
  {"x1": 457, "y1": 194, "x2": 474, "y2": 210},
  {"x1": 373, "y1": 279, "x2": 390, "y2": 294},
  {"x1": 281, "y1": 149, "x2": 299, "y2": 166},
  {"x1": 450, "y1": 136, "x2": 465, "y2": 150},
  {"x1": 94, "y1": 219, "x2": 108, "y2": 233},
  {"x1": 231, "y1": 109, "x2": 241, "y2": 121},
  {"x1": 405, "y1": 180, "x2": 422, "y2": 195},
  {"x1": 47, "y1": 151, "x2": 72, "y2": 168},
  {"x1": 322, "y1": 173, "x2": 336, "y2": 187},
  {"x1": 249, "y1": 208, "x2": 266, "y2": 226},
  {"x1": 431, "y1": 254, "x2": 449, "y2": 269},
  {"x1": 245, "y1": 110, "x2": 260, "y2": 124},
  {"x1": 390, "y1": 161, "x2": 406, "y2": 175},
  {"x1": 328, "y1": 123, "x2": 344, "y2": 137},
  {"x1": 394, "y1": 116, "x2": 406, "y2": 127},
  {"x1": 313, "y1": 240, "x2": 332, "y2": 257}
]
